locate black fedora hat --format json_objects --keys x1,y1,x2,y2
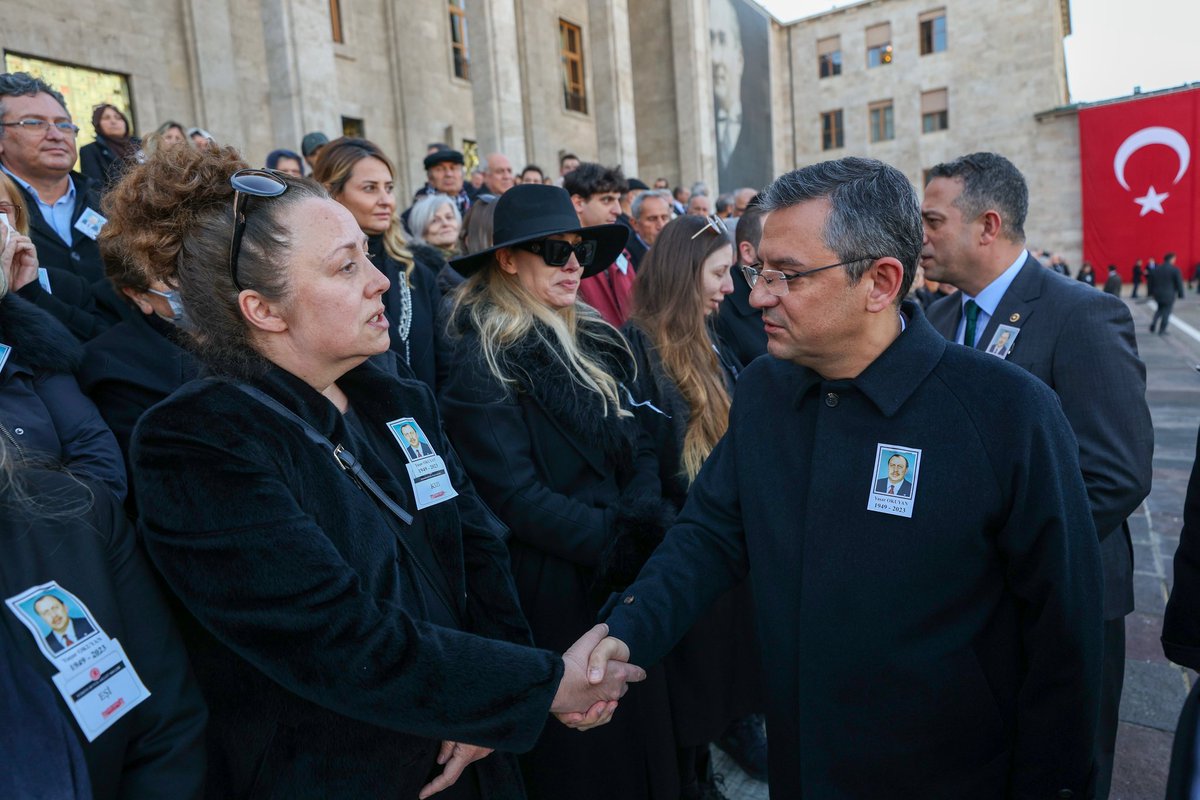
[{"x1": 450, "y1": 184, "x2": 628, "y2": 279}]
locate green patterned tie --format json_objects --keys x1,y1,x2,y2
[{"x1": 963, "y1": 300, "x2": 980, "y2": 348}]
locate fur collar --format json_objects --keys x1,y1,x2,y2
[
  {"x1": 496, "y1": 318, "x2": 640, "y2": 469},
  {"x1": 0, "y1": 294, "x2": 82, "y2": 373}
]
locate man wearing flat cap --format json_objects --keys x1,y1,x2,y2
[{"x1": 403, "y1": 148, "x2": 471, "y2": 233}]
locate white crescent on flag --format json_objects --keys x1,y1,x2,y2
[{"x1": 1112, "y1": 126, "x2": 1190, "y2": 191}]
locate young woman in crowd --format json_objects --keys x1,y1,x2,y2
[
  {"x1": 314, "y1": 137, "x2": 445, "y2": 389},
  {"x1": 440, "y1": 183, "x2": 679, "y2": 800},
  {"x1": 79, "y1": 104, "x2": 142, "y2": 193},
  {"x1": 623, "y1": 214, "x2": 765, "y2": 798},
  {"x1": 1, "y1": 233, "x2": 205, "y2": 800},
  {"x1": 103, "y1": 145, "x2": 638, "y2": 799}
]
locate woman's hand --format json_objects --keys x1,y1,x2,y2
[
  {"x1": 418, "y1": 741, "x2": 493, "y2": 799},
  {"x1": 0, "y1": 226, "x2": 39, "y2": 293}
]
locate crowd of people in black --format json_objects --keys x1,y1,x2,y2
[{"x1": 2, "y1": 68, "x2": 1198, "y2": 800}]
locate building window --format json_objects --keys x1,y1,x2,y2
[
  {"x1": 821, "y1": 110, "x2": 844, "y2": 150},
  {"x1": 869, "y1": 100, "x2": 894, "y2": 142},
  {"x1": 560, "y1": 19, "x2": 587, "y2": 114},
  {"x1": 817, "y1": 36, "x2": 842, "y2": 78},
  {"x1": 329, "y1": 0, "x2": 344, "y2": 43},
  {"x1": 449, "y1": 1, "x2": 470, "y2": 80},
  {"x1": 866, "y1": 22, "x2": 892, "y2": 67},
  {"x1": 342, "y1": 116, "x2": 364, "y2": 138},
  {"x1": 921, "y1": 89, "x2": 949, "y2": 132},
  {"x1": 919, "y1": 9, "x2": 947, "y2": 55}
]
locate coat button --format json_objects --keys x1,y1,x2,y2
[
  {"x1": 13, "y1": 428, "x2": 23, "y2": 435},
  {"x1": 825, "y1": 392, "x2": 839, "y2": 408},
  {"x1": 71, "y1": 252, "x2": 81, "y2": 261},
  {"x1": 622, "y1": 595, "x2": 635, "y2": 605}
]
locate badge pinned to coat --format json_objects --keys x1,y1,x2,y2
[
  {"x1": 985, "y1": 324, "x2": 1021, "y2": 360},
  {"x1": 867, "y1": 444, "x2": 922, "y2": 518}
]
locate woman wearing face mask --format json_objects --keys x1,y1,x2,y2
[
  {"x1": 440, "y1": 184, "x2": 680, "y2": 800},
  {"x1": 314, "y1": 138, "x2": 446, "y2": 390},
  {"x1": 79, "y1": 104, "x2": 142, "y2": 193},
  {"x1": 622, "y1": 215, "x2": 766, "y2": 798},
  {"x1": 79, "y1": 226, "x2": 201, "y2": 514}
]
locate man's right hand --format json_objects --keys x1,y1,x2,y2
[{"x1": 551, "y1": 624, "x2": 644, "y2": 731}]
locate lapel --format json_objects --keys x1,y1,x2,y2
[
  {"x1": 976, "y1": 256, "x2": 1043, "y2": 354},
  {"x1": 13, "y1": 173, "x2": 95, "y2": 249}
]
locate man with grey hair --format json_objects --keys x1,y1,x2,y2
[
  {"x1": 0, "y1": 72, "x2": 106, "y2": 283},
  {"x1": 630, "y1": 189, "x2": 672, "y2": 253},
  {"x1": 922, "y1": 152, "x2": 1152, "y2": 800},
  {"x1": 582, "y1": 156, "x2": 1103, "y2": 798}
]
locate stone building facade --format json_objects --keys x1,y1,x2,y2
[{"x1": 1, "y1": 0, "x2": 1083, "y2": 258}]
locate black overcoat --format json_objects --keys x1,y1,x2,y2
[
  {"x1": 131, "y1": 360, "x2": 562, "y2": 799},
  {"x1": 439, "y1": 318, "x2": 679, "y2": 800},
  {"x1": 1163, "y1": 424, "x2": 1200, "y2": 668},
  {"x1": 0, "y1": 469, "x2": 207, "y2": 800},
  {"x1": 622, "y1": 322, "x2": 763, "y2": 746},
  {"x1": 367, "y1": 237, "x2": 446, "y2": 391},
  {"x1": 13, "y1": 171, "x2": 106, "y2": 282},
  {"x1": 606, "y1": 306, "x2": 1104, "y2": 798}
]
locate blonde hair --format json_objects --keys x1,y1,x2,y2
[
  {"x1": 451, "y1": 257, "x2": 630, "y2": 418},
  {"x1": 0, "y1": 170, "x2": 31, "y2": 234},
  {"x1": 312, "y1": 137, "x2": 416, "y2": 276}
]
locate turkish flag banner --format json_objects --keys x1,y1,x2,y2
[{"x1": 1079, "y1": 87, "x2": 1198, "y2": 280}]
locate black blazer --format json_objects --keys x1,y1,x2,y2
[
  {"x1": 132, "y1": 361, "x2": 561, "y2": 799},
  {"x1": 605, "y1": 306, "x2": 1102, "y2": 797},
  {"x1": 13, "y1": 171, "x2": 106, "y2": 283},
  {"x1": 0, "y1": 470, "x2": 207, "y2": 800},
  {"x1": 926, "y1": 255, "x2": 1154, "y2": 619},
  {"x1": 1149, "y1": 263, "x2": 1186, "y2": 304}
]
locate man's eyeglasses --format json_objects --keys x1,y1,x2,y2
[
  {"x1": 690, "y1": 214, "x2": 729, "y2": 240},
  {"x1": 515, "y1": 238, "x2": 598, "y2": 268},
  {"x1": 0, "y1": 119, "x2": 80, "y2": 137},
  {"x1": 229, "y1": 169, "x2": 288, "y2": 292},
  {"x1": 740, "y1": 256, "x2": 879, "y2": 296}
]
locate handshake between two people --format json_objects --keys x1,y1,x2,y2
[{"x1": 550, "y1": 623, "x2": 641, "y2": 731}]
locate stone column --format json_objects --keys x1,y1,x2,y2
[
  {"x1": 465, "y1": 0, "x2": 528, "y2": 160},
  {"x1": 259, "y1": 0, "x2": 341, "y2": 153},
  {"x1": 181, "y1": 0, "x2": 243, "y2": 143},
  {"x1": 670, "y1": 0, "x2": 717, "y2": 189},
  {"x1": 588, "y1": 0, "x2": 639, "y2": 174}
]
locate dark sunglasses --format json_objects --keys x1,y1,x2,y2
[
  {"x1": 515, "y1": 238, "x2": 597, "y2": 268},
  {"x1": 229, "y1": 169, "x2": 288, "y2": 291}
]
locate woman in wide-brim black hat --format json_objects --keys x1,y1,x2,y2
[{"x1": 441, "y1": 184, "x2": 681, "y2": 800}]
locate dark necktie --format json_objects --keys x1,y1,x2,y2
[
  {"x1": 888, "y1": 484, "x2": 895, "y2": 495},
  {"x1": 63, "y1": 635, "x2": 73, "y2": 646},
  {"x1": 964, "y1": 300, "x2": 980, "y2": 348}
]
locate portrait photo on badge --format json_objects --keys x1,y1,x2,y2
[
  {"x1": 6, "y1": 582, "x2": 103, "y2": 661},
  {"x1": 387, "y1": 416, "x2": 437, "y2": 462},
  {"x1": 985, "y1": 324, "x2": 1021, "y2": 360},
  {"x1": 871, "y1": 446, "x2": 920, "y2": 499}
]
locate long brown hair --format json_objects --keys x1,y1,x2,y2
[
  {"x1": 630, "y1": 215, "x2": 734, "y2": 482},
  {"x1": 312, "y1": 137, "x2": 414, "y2": 275}
]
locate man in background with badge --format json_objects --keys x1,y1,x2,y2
[
  {"x1": 921, "y1": 152, "x2": 1153, "y2": 800},
  {"x1": 583, "y1": 157, "x2": 1104, "y2": 798},
  {"x1": 0, "y1": 72, "x2": 107, "y2": 283}
]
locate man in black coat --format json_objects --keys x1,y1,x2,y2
[
  {"x1": 921, "y1": 152, "x2": 1153, "y2": 800},
  {"x1": 0, "y1": 73, "x2": 106, "y2": 283},
  {"x1": 1103, "y1": 265, "x2": 1122, "y2": 297},
  {"x1": 714, "y1": 197, "x2": 768, "y2": 366},
  {"x1": 586, "y1": 157, "x2": 1103, "y2": 798},
  {"x1": 1149, "y1": 251, "x2": 1186, "y2": 335}
]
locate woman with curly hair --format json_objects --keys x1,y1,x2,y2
[{"x1": 101, "y1": 144, "x2": 643, "y2": 799}]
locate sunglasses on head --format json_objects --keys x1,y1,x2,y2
[
  {"x1": 515, "y1": 238, "x2": 598, "y2": 268},
  {"x1": 690, "y1": 214, "x2": 729, "y2": 240},
  {"x1": 228, "y1": 169, "x2": 289, "y2": 292}
]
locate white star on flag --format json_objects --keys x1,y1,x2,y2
[{"x1": 1133, "y1": 185, "x2": 1169, "y2": 216}]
